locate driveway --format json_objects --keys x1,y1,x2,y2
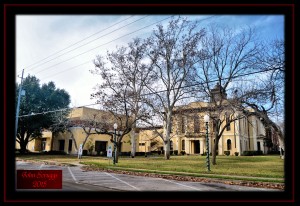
[{"x1": 16, "y1": 160, "x2": 282, "y2": 192}]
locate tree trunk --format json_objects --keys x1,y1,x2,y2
[
  {"x1": 212, "y1": 134, "x2": 220, "y2": 165},
  {"x1": 82, "y1": 133, "x2": 90, "y2": 151},
  {"x1": 68, "y1": 130, "x2": 78, "y2": 151},
  {"x1": 116, "y1": 142, "x2": 121, "y2": 163},
  {"x1": 17, "y1": 130, "x2": 28, "y2": 154},
  {"x1": 164, "y1": 139, "x2": 170, "y2": 160},
  {"x1": 130, "y1": 125, "x2": 136, "y2": 158},
  {"x1": 19, "y1": 138, "x2": 28, "y2": 154},
  {"x1": 163, "y1": 111, "x2": 172, "y2": 160}
]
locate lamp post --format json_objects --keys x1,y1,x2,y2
[
  {"x1": 204, "y1": 114, "x2": 211, "y2": 172},
  {"x1": 113, "y1": 123, "x2": 118, "y2": 165}
]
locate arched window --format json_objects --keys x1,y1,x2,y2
[
  {"x1": 181, "y1": 139, "x2": 185, "y2": 151},
  {"x1": 227, "y1": 139, "x2": 232, "y2": 150}
]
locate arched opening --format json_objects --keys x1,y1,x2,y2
[{"x1": 227, "y1": 139, "x2": 232, "y2": 150}]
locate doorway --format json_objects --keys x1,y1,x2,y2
[
  {"x1": 257, "y1": 142, "x2": 261, "y2": 151},
  {"x1": 41, "y1": 138, "x2": 47, "y2": 151},
  {"x1": 194, "y1": 140, "x2": 200, "y2": 154},
  {"x1": 95, "y1": 141, "x2": 107, "y2": 156},
  {"x1": 59, "y1": 140, "x2": 65, "y2": 151}
]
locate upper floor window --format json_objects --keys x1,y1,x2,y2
[
  {"x1": 194, "y1": 115, "x2": 200, "y2": 133},
  {"x1": 181, "y1": 139, "x2": 185, "y2": 151},
  {"x1": 226, "y1": 114, "x2": 231, "y2": 131},
  {"x1": 181, "y1": 116, "x2": 186, "y2": 133}
]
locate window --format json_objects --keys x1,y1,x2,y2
[
  {"x1": 227, "y1": 139, "x2": 232, "y2": 150},
  {"x1": 139, "y1": 143, "x2": 145, "y2": 146},
  {"x1": 181, "y1": 116, "x2": 186, "y2": 133},
  {"x1": 58, "y1": 140, "x2": 65, "y2": 151},
  {"x1": 194, "y1": 115, "x2": 200, "y2": 133},
  {"x1": 170, "y1": 141, "x2": 173, "y2": 151},
  {"x1": 226, "y1": 114, "x2": 231, "y2": 131},
  {"x1": 181, "y1": 140, "x2": 185, "y2": 151},
  {"x1": 257, "y1": 142, "x2": 261, "y2": 151},
  {"x1": 42, "y1": 138, "x2": 47, "y2": 151}
]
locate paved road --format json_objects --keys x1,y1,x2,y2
[{"x1": 16, "y1": 161, "x2": 281, "y2": 192}]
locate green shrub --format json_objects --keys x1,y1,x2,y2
[
  {"x1": 234, "y1": 152, "x2": 239, "y2": 156},
  {"x1": 174, "y1": 150, "x2": 178, "y2": 155},
  {"x1": 43, "y1": 151, "x2": 67, "y2": 155},
  {"x1": 180, "y1": 151, "x2": 186, "y2": 155},
  {"x1": 242, "y1": 150, "x2": 263, "y2": 156}
]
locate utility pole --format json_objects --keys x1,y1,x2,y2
[{"x1": 15, "y1": 69, "x2": 24, "y2": 149}]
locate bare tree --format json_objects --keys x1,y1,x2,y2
[
  {"x1": 49, "y1": 109, "x2": 78, "y2": 152},
  {"x1": 235, "y1": 39, "x2": 285, "y2": 158},
  {"x1": 91, "y1": 38, "x2": 154, "y2": 159},
  {"x1": 144, "y1": 17, "x2": 206, "y2": 159},
  {"x1": 50, "y1": 107, "x2": 119, "y2": 157},
  {"x1": 194, "y1": 25, "x2": 267, "y2": 164}
]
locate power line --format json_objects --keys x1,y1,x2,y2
[
  {"x1": 18, "y1": 15, "x2": 176, "y2": 88},
  {"x1": 19, "y1": 15, "x2": 136, "y2": 74},
  {"x1": 33, "y1": 15, "x2": 175, "y2": 76},
  {"x1": 18, "y1": 15, "x2": 217, "y2": 73},
  {"x1": 18, "y1": 103, "x2": 101, "y2": 118},
  {"x1": 18, "y1": 67, "x2": 281, "y2": 118},
  {"x1": 19, "y1": 15, "x2": 217, "y2": 86},
  {"x1": 141, "y1": 67, "x2": 282, "y2": 97},
  {"x1": 26, "y1": 15, "x2": 150, "y2": 74}
]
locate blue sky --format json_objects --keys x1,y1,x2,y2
[{"x1": 16, "y1": 15, "x2": 284, "y2": 109}]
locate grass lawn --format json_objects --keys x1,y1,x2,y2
[{"x1": 16, "y1": 154, "x2": 284, "y2": 182}]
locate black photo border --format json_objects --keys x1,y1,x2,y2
[{"x1": 2, "y1": 1, "x2": 296, "y2": 203}]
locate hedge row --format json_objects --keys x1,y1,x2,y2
[{"x1": 242, "y1": 150, "x2": 263, "y2": 156}]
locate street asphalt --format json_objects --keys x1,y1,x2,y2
[{"x1": 15, "y1": 160, "x2": 282, "y2": 192}]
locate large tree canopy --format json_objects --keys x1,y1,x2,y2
[{"x1": 16, "y1": 75, "x2": 70, "y2": 154}]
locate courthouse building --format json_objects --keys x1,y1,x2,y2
[{"x1": 20, "y1": 84, "x2": 273, "y2": 156}]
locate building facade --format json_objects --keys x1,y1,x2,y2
[
  {"x1": 137, "y1": 84, "x2": 268, "y2": 156},
  {"x1": 18, "y1": 87, "x2": 271, "y2": 156},
  {"x1": 21, "y1": 106, "x2": 138, "y2": 155}
]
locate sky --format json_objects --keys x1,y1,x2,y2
[{"x1": 16, "y1": 15, "x2": 284, "y2": 110}]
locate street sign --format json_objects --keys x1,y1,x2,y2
[{"x1": 107, "y1": 146, "x2": 112, "y2": 158}]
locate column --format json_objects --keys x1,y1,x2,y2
[{"x1": 200, "y1": 138, "x2": 205, "y2": 154}]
